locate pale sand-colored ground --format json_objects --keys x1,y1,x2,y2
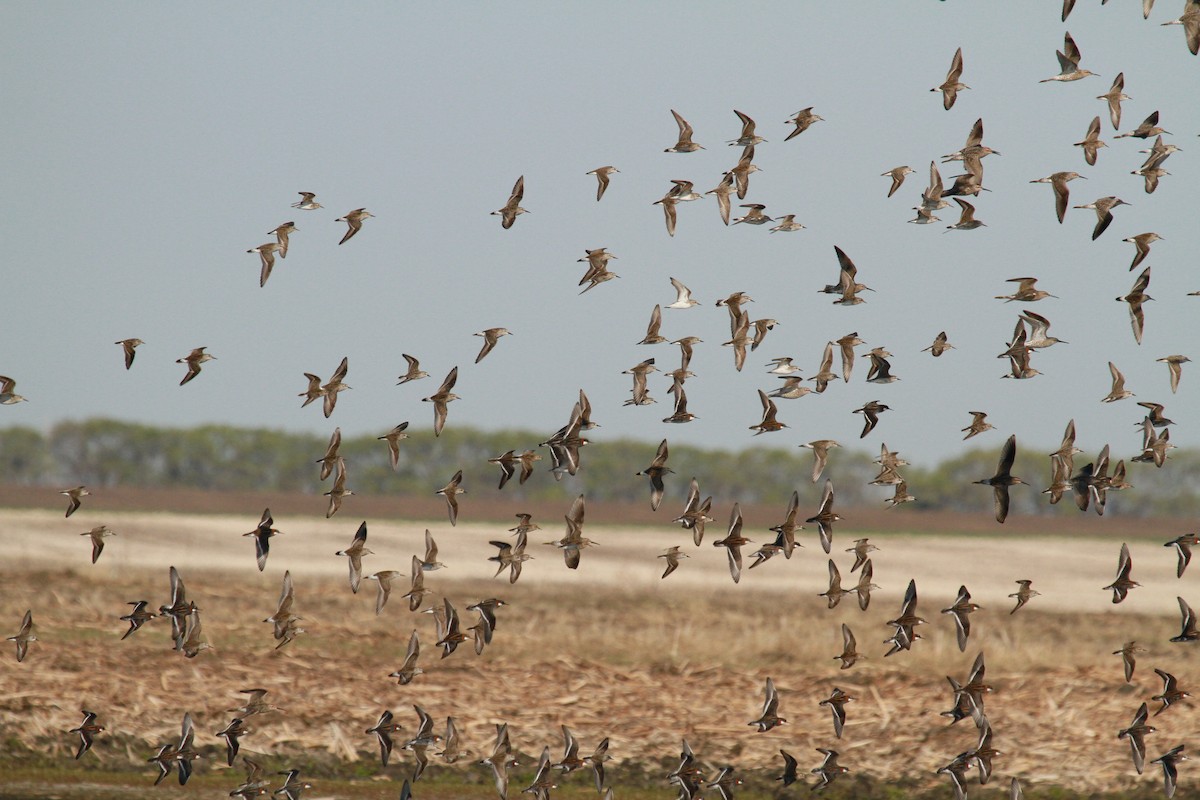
[{"x1": 1, "y1": 507, "x2": 1198, "y2": 795}]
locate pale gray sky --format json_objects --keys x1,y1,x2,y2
[{"x1": 1, "y1": 2, "x2": 1196, "y2": 469}]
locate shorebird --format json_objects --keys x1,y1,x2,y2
[
  {"x1": 335, "y1": 521, "x2": 372, "y2": 593},
  {"x1": 785, "y1": 108, "x2": 823, "y2": 140},
  {"x1": 1114, "y1": 641, "x2": 1148, "y2": 683},
  {"x1": 378, "y1": 422, "x2": 410, "y2": 470},
  {"x1": 60, "y1": 485, "x2": 90, "y2": 518},
  {"x1": 996, "y1": 276, "x2": 1056, "y2": 303},
  {"x1": 945, "y1": 198, "x2": 985, "y2": 231},
  {"x1": 586, "y1": 166, "x2": 619, "y2": 201},
  {"x1": 882, "y1": 166, "x2": 915, "y2": 198},
  {"x1": 664, "y1": 109, "x2": 704, "y2": 152},
  {"x1": 120, "y1": 600, "x2": 156, "y2": 640},
  {"x1": 176, "y1": 347, "x2": 214, "y2": 386},
  {"x1": 667, "y1": 277, "x2": 700, "y2": 309},
  {"x1": 389, "y1": 630, "x2": 423, "y2": 685},
  {"x1": 820, "y1": 688, "x2": 855, "y2": 739},
  {"x1": 1133, "y1": 164, "x2": 1171, "y2": 194},
  {"x1": 658, "y1": 545, "x2": 689, "y2": 579},
  {"x1": 706, "y1": 171, "x2": 735, "y2": 225},
  {"x1": 315, "y1": 427, "x2": 342, "y2": 482},
  {"x1": 961, "y1": 411, "x2": 994, "y2": 440},
  {"x1": 397, "y1": 354, "x2": 429, "y2": 385},
  {"x1": 770, "y1": 214, "x2": 805, "y2": 233},
  {"x1": 636, "y1": 439, "x2": 673, "y2": 510},
  {"x1": 1119, "y1": 703, "x2": 1156, "y2": 775},
  {"x1": 730, "y1": 146, "x2": 761, "y2": 199},
  {"x1": 922, "y1": 331, "x2": 954, "y2": 357},
  {"x1": 291, "y1": 191, "x2": 321, "y2": 210},
  {"x1": 422, "y1": 366, "x2": 460, "y2": 437},
  {"x1": 269, "y1": 220, "x2": 296, "y2": 257},
  {"x1": 810, "y1": 748, "x2": 848, "y2": 791},
  {"x1": 215, "y1": 717, "x2": 250, "y2": 766},
  {"x1": 1074, "y1": 195, "x2": 1128, "y2": 240},
  {"x1": 820, "y1": 559, "x2": 850, "y2": 609},
  {"x1": 474, "y1": 328, "x2": 512, "y2": 364},
  {"x1": 1103, "y1": 542, "x2": 1139, "y2": 603},
  {"x1": 1117, "y1": 267, "x2": 1152, "y2": 344},
  {"x1": 1116, "y1": 110, "x2": 1170, "y2": 139},
  {"x1": 492, "y1": 176, "x2": 527, "y2": 228},
  {"x1": 1172, "y1": 596, "x2": 1199, "y2": 642},
  {"x1": 1139, "y1": 135, "x2": 1182, "y2": 170},
  {"x1": 115, "y1": 338, "x2": 144, "y2": 370},
  {"x1": 933, "y1": 47, "x2": 969, "y2": 109},
  {"x1": 1158, "y1": 355, "x2": 1191, "y2": 393},
  {"x1": 1153, "y1": 669, "x2": 1190, "y2": 717},
  {"x1": 974, "y1": 434, "x2": 1024, "y2": 523},
  {"x1": 729, "y1": 109, "x2": 766, "y2": 146},
  {"x1": 335, "y1": 208, "x2": 372, "y2": 244},
  {"x1": 1137, "y1": 400, "x2": 1173, "y2": 428},
  {"x1": 673, "y1": 478, "x2": 713, "y2": 545},
  {"x1": 942, "y1": 586, "x2": 982, "y2": 652},
  {"x1": 276, "y1": 768, "x2": 314, "y2": 800},
  {"x1": 1097, "y1": 72, "x2": 1130, "y2": 129},
  {"x1": 1009, "y1": 579, "x2": 1040, "y2": 613},
  {"x1": 298, "y1": 373, "x2": 325, "y2": 408},
  {"x1": 1162, "y1": 5, "x2": 1200, "y2": 55},
  {"x1": 749, "y1": 677, "x2": 786, "y2": 732},
  {"x1": 1030, "y1": 171, "x2": 1085, "y2": 224},
  {"x1": 81, "y1": 524, "x2": 115, "y2": 564},
  {"x1": 750, "y1": 390, "x2": 787, "y2": 435},
  {"x1": 1102, "y1": 361, "x2": 1134, "y2": 402},
  {"x1": 800, "y1": 440, "x2": 840, "y2": 483},
  {"x1": 806, "y1": 479, "x2": 840, "y2": 553},
  {"x1": 733, "y1": 203, "x2": 772, "y2": 225},
  {"x1": 1021, "y1": 310, "x2": 1066, "y2": 348},
  {"x1": 1074, "y1": 116, "x2": 1107, "y2": 166},
  {"x1": 70, "y1": 710, "x2": 105, "y2": 760},
  {"x1": 319, "y1": 356, "x2": 351, "y2": 418},
  {"x1": 853, "y1": 401, "x2": 890, "y2": 438},
  {"x1": 1166, "y1": 534, "x2": 1199, "y2": 578},
  {"x1": 713, "y1": 503, "x2": 751, "y2": 583},
  {"x1": 1039, "y1": 31, "x2": 1098, "y2": 82},
  {"x1": 366, "y1": 710, "x2": 403, "y2": 767},
  {"x1": 247, "y1": 241, "x2": 281, "y2": 287},
  {"x1": 436, "y1": 470, "x2": 465, "y2": 526},
  {"x1": 242, "y1": 508, "x2": 280, "y2": 572},
  {"x1": 323, "y1": 459, "x2": 354, "y2": 517},
  {"x1": 834, "y1": 623, "x2": 861, "y2": 669}
]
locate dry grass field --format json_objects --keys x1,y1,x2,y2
[{"x1": 1, "y1": 492, "x2": 1198, "y2": 799}]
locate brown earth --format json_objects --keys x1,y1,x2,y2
[{"x1": 1, "y1": 497, "x2": 1198, "y2": 798}]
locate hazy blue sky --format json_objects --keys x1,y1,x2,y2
[{"x1": 2, "y1": 2, "x2": 1197, "y2": 471}]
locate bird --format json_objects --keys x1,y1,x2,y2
[
  {"x1": 1039, "y1": 31, "x2": 1098, "y2": 82},
  {"x1": 834, "y1": 623, "x2": 862, "y2": 669},
  {"x1": 667, "y1": 277, "x2": 700, "y2": 309},
  {"x1": 335, "y1": 208, "x2": 373, "y2": 244},
  {"x1": 1166, "y1": 535, "x2": 1199, "y2": 578},
  {"x1": 275, "y1": 768, "x2": 314, "y2": 800},
  {"x1": 1009, "y1": 579, "x2": 1040, "y2": 614},
  {"x1": 777, "y1": 750, "x2": 800, "y2": 787},
  {"x1": 215, "y1": 717, "x2": 250, "y2": 767},
  {"x1": 396, "y1": 354, "x2": 430, "y2": 385},
  {"x1": 881, "y1": 166, "x2": 915, "y2": 198},
  {"x1": 291, "y1": 191, "x2": 321, "y2": 210},
  {"x1": 636, "y1": 438, "x2": 673, "y2": 510},
  {"x1": 1117, "y1": 267, "x2": 1153, "y2": 344},
  {"x1": 819, "y1": 559, "x2": 850, "y2": 609},
  {"x1": 945, "y1": 198, "x2": 985, "y2": 231},
  {"x1": 366, "y1": 710, "x2": 403, "y2": 767},
  {"x1": 806, "y1": 479, "x2": 840, "y2": 553},
  {"x1": 1158, "y1": 355, "x2": 1190, "y2": 394},
  {"x1": 942, "y1": 585, "x2": 981, "y2": 651},
  {"x1": 115, "y1": 338, "x2": 144, "y2": 370},
  {"x1": 1151, "y1": 745, "x2": 1187, "y2": 798},
  {"x1": 389, "y1": 630, "x2": 423, "y2": 686},
  {"x1": 749, "y1": 676, "x2": 786, "y2": 732},
  {"x1": 247, "y1": 241, "x2": 281, "y2": 287},
  {"x1": 119, "y1": 600, "x2": 156, "y2": 640},
  {"x1": 1114, "y1": 641, "x2": 1147, "y2": 683},
  {"x1": 673, "y1": 478, "x2": 714, "y2": 546},
  {"x1": 1171, "y1": 596, "x2": 1199, "y2": 643},
  {"x1": 59, "y1": 485, "x2": 91, "y2": 518},
  {"x1": 436, "y1": 469, "x2": 466, "y2": 526},
  {"x1": 810, "y1": 748, "x2": 848, "y2": 791},
  {"x1": 933, "y1": 47, "x2": 968, "y2": 109},
  {"x1": 1123, "y1": 232, "x2": 1163, "y2": 271},
  {"x1": 1119, "y1": 702, "x2": 1156, "y2": 774},
  {"x1": 749, "y1": 390, "x2": 786, "y2": 435},
  {"x1": 664, "y1": 109, "x2": 704, "y2": 152},
  {"x1": 800, "y1": 440, "x2": 840, "y2": 483},
  {"x1": 1162, "y1": 4, "x2": 1200, "y2": 55},
  {"x1": 961, "y1": 411, "x2": 994, "y2": 440},
  {"x1": 853, "y1": 400, "x2": 890, "y2": 439},
  {"x1": 1102, "y1": 362, "x2": 1134, "y2": 403},
  {"x1": 320, "y1": 356, "x2": 351, "y2": 418},
  {"x1": 242, "y1": 508, "x2": 280, "y2": 572},
  {"x1": 785, "y1": 108, "x2": 823, "y2": 140},
  {"x1": 713, "y1": 503, "x2": 751, "y2": 583},
  {"x1": 922, "y1": 331, "x2": 954, "y2": 357},
  {"x1": 422, "y1": 366, "x2": 460, "y2": 437},
  {"x1": 1103, "y1": 542, "x2": 1139, "y2": 603},
  {"x1": 377, "y1": 422, "x2": 410, "y2": 470},
  {"x1": 1074, "y1": 116, "x2": 1107, "y2": 166},
  {"x1": 974, "y1": 435, "x2": 1024, "y2": 523},
  {"x1": 658, "y1": 546, "x2": 688, "y2": 579},
  {"x1": 770, "y1": 214, "x2": 805, "y2": 233},
  {"x1": 1030, "y1": 171, "x2": 1085, "y2": 224},
  {"x1": 80, "y1": 524, "x2": 115, "y2": 564},
  {"x1": 474, "y1": 328, "x2": 513, "y2": 363},
  {"x1": 821, "y1": 688, "x2": 855, "y2": 738},
  {"x1": 637, "y1": 304, "x2": 668, "y2": 345},
  {"x1": 70, "y1": 710, "x2": 104, "y2": 759},
  {"x1": 323, "y1": 458, "x2": 354, "y2": 517},
  {"x1": 334, "y1": 521, "x2": 372, "y2": 593},
  {"x1": 586, "y1": 166, "x2": 619, "y2": 201},
  {"x1": 175, "y1": 347, "x2": 214, "y2": 385},
  {"x1": 1097, "y1": 72, "x2": 1130, "y2": 129},
  {"x1": 7, "y1": 609, "x2": 35, "y2": 661},
  {"x1": 1116, "y1": 110, "x2": 1170, "y2": 140}
]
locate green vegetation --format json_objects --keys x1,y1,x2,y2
[{"x1": 1, "y1": 418, "x2": 1197, "y2": 516}]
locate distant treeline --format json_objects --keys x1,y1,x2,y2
[{"x1": 1, "y1": 418, "x2": 1198, "y2": 517}]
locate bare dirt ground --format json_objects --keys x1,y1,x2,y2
[{"x1": 1, "y1": 498, "x2": 1198, "y2": 798}]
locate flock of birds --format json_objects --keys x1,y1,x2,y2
[{"x1": 4, "y1": 4, "x2": 1200, "y2": 800}]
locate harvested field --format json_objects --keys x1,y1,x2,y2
[{"x1": 1, "y1": 503, "x2": 1198, "y2": 799}]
